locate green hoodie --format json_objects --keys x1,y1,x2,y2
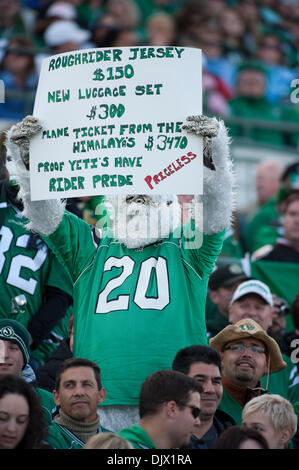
[{"x1": 119, "y1": 425, "x2": 156, "y2": 449}]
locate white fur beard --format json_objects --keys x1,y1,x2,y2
[{"x1": 105, "y1": 197, "x2": 182, "y2": 249}]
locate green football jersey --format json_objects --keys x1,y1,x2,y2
[
  {"x1": 0, "y1": 202, "x2": 71, "y2": 322},
  {"x1": 45, "y1": 210, "x2": 224, "y2": 406},
  {"x1": 0, "y1": 182, "x2": 73, "y2": 362}
]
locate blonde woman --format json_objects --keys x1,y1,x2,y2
[
  {"x1": 84, "y1": 432, "x2": 133, "y2": 449},
  {"x1": 242, "y1": 394, "x2": 297, "y2": 449}
]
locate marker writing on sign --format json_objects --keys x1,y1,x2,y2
[{"x1": 144, "y1": 151, "x2": 197, "y2": 189}]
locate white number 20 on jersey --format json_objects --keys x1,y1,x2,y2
[{"x1": 96, "y1": 255, "x2": 170, "y2": 313}]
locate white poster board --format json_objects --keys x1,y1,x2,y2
[{"x1": 30, "y1": 46, "x2": 202, "y2": 201}]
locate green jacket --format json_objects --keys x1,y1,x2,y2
[
  {"x1": 228, "y1": 97, "x2": 285, "y2": 146},
  {"x1": 261, "y1": 354, "x2": 299, "y2": 405},
  {"x1": 35, "y1": 387, "x2": 56, "y2": 426},
  {"x1": 245, "y1": 197, "x2": 279, "y2": 253},
  {"x1": 45, "y1": 422, "x2": 109, "y2": 449},
  {"x1": 206, "y1": 306, "x2": 230, "y2": 339},
  {"x1": 218, "y1": 388, "x2": 245, "y2": 425},
  {"x1": 119, "y1": 425, "x2": 156, "y2": 449},
  {"x1": 221, "y1": 228, "x2": 244, "y2": 259}
]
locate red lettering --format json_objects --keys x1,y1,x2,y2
[
  {"x1": 144, "y1": 151, "x2": 197, "y2": 191},
  {"x1": 144, "y1": 175, "x2": 153, "y2": 189},
  {"x1": 175, "y1": 158, "x2": 184, "y2": 169},
  {"x1": 158, "y1": 171, "x2": 166, "y2": 180},
  {"x1": 181, "y1": 155, "x2": 191, "y2": 164},
  {"x1": 187, "y1": 151, "x2": 197, "y2": 160},
  {"x1": 153, "y1": 174, "x2": 160, "y2": 184},
  {"x1": 168, "y1": 164, "x2": 174, "y2": 174}
]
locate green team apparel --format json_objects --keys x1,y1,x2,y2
[
  {"x1": 44, "y1": 211, "x2": 224, "y2": 406},
  {"x1": 218, "y1": 388, "x2": 245, "y2": 425},
  {"x1": 35, "y1": 387, "x2": 56, "y2": 426},
  {"x1": 0, "y1": 184, "x2": 73, "y2": 362},
  {"x1": 119, "y1": 425, "x2": 156, "y2": 449},
  {"x1": 0, "y1": 195, "x2": 72, "y2": 321},
  {"x1": 250, "y1": 260, "x2": 299, "y2": 331},
  {"x1": 46, "y1": 423, "x2": 109, "y2": 449},
  {"x1": 220, "y1": 226, "x2": 243, "y2": 259},
  {"x1": 244, "y1": 197, "x2": 279, "y2": 253},
  {"x1": 261, "y1": 354, "x2": 299, "y2": 405},
  {"x1": 228, "y1": 96, "x2": 285, "y2": 146}
]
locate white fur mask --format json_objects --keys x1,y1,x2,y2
[{"x1": 104, "y1": 195, "x2": 182, "y2": 248}]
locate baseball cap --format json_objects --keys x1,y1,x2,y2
[
  {"x1": 209, "y1": 318, "x2": 286, "y2": 374},
  {"x1": 209, "y1": 264, "x2": 249, "y2": 290},
  {"x1": 46, "y1": 2, "x2": 77, "y2": 20},
  {"x1": 44, "y1": 20, "x2": 91, "y2": 47},
  {"x1": 230, "y1": 280, "x2": 273, "y2": 307},
  {"x1": 0, "y1": 319, "x2": 30, "y2": 368}
]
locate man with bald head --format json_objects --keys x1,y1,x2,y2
[
  {"x1": 255, "y1": 160, "x2": 283, "y2": 207},
  {"x1": 245, "y1": 159, "x2": 283, "y2": 253}
]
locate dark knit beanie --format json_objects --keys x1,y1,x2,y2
[{"x1": 0, "y1": 319, "x2": 30, "y2": 367}]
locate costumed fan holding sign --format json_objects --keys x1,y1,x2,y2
[{"x1": 5, "y1": 46, "x2": 234, "y2": 431}]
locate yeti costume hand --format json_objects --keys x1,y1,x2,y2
[
  {"x1": 183, "y1": 115, "x2": 235, "y2": 234},
  {"x1": 5, "y1": 116, "x2": 66, "y2": 236}
]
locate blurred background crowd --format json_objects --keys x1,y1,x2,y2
[{"x1": 0, "y1": 0, "x2": 298, "y2": 133}]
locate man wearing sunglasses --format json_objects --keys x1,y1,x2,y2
[
  {"x1": 209, "y1": 318, "x2": 286, "y2": 425},
  {"x1": 118, "y1": 370, "x2": 202, "y2": 449},
  {"x1": 172, "y1": 344, "x2": 235, "y2": 449}
]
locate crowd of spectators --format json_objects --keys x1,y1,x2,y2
[{"x1": 0, "y1": 0, "x2": 299, "y2": 452}]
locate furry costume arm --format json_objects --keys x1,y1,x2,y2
[
  {"x1": 183, "y1": 115, "x2": 235, "y2": 234},
  {"x1": 5, "y1": 116, "x2": 65, "y2": 236}
]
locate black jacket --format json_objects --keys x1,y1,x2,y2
[
  {"x1": 260, "y1": 242, "x2": 299, "y2": 263},
  {"x1": 182, "y1": 409, "x2": 235, "y2": 449},
  {"x1": 35, "y1": 338, "x2": 72, "y2": 392}
]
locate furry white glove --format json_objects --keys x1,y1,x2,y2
[
  {"x1": 9, "y1": 116, "x2": 42, "y2": 170},
  {"x1": 182, "y1": 115, "x2": 219, "y2": 170},
  {"x1": 5, "y1": 116, "x2": 65, "y2": 236},
  {"x1": 183, "y1": 115, "x2": 235, "y2": 234}
]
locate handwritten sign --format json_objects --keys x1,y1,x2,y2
[{"x1": 30, "y1": 46, "x2": 203, "y2": 200}]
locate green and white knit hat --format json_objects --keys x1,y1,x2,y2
[{"x1": 0, "y1": 319, "x2": 30, "y2": 367}]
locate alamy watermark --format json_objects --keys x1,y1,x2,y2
[
  {"x1": 290, "y1": 79, "x2": 299, "y2": 104},
  {"x1": 0, "y1": 339, "x2": 4, "y2": 363},
  {"x1": 0, "y1": 80, "x2": 4, "y2": 104},
  {"x1": 290, "y1": 339, "x2": 299, "y2": 364},
  {"x1": 93, "y1": 197, "x2": 204, "y2": 249}
]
